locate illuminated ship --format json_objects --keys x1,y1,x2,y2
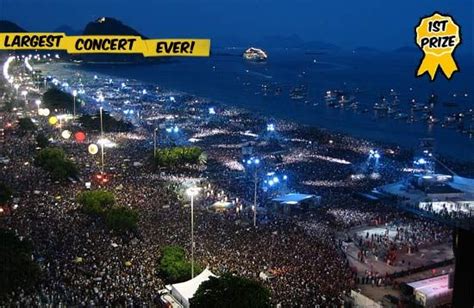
[
  {"x1": 243, "y1": 47, "x2": 268, "y2": 62},
  {"x1": 373, "y1": 98, "x2": 389, "y2": 111}
]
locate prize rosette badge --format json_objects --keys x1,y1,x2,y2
[{"x1": 415, "y1": 12, "x2": 461, "y2": 80}]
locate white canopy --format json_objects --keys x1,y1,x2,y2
[
  {"x1": 272, "y1": 193, "x2": 315, "y2": 205},
  {"x1": 170, "y1": 268, "x2": 217, "y2": 308}
]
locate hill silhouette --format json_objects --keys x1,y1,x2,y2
[
  {"x1": 83, "y1": 17, "x2": 146, "y2": 38},
  {"x1": 0, "y1": 20, "x2": 27, "y2": 32},
  {"x1": 74, "y1": 17, "x2": 148, "y2": 63},
  {"x1": 54, "y1": 25, "x2": 81, "y2": 35}
]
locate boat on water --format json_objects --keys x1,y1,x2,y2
[
  {"x1": 391, "y1": 96, "x2": 400, "y2": 106},
  {"x1": 243, "y1": 47, "x2": 268, "y2": 62},
  {"x1": 389, "y1": 89, "x2": 399, "y2": 96},
  {"x1": 338, "y1": 95, "x2": 355, "y2": 104},
  {"x1": 347, "y1": 102, "x2": 359, "y2": 110},
  {"x1": 426, "y1": 115, "x2": 439, "y2": 125},
  {"x1": 394, "y1": 113, "x2": 408, "y2": 120},
  {"x1": 407, "y1": 116, "x2": 417, "y2": 123},
  {"x1": 290, "y1": 93, "x2": 306, "y2": 100},
  {"x1": 411, "y1": 104, "x2": 425, "y2": 112},
  {"x1": 421, "y1": 105, "x2": 433, "y2": 114},
  {"x1": 324, "y1": 90, "x2": 337, "y2": 102},
  {"x1": 387, "y1": 107, "x2": 397, "y2": 115},
  {"x1": 261, "y1": 84, "x2": 271, "y2": 96},
  {"x1": 463, "y1": 109, "x2": 474, "y2": 117},
  {"x1": 290, "y1": 85, "x2": 307, "y2": 100},
  {"x1": 442, "y1": 115, "x2": 459, "y2": 127},
  {"x1": 373, "y1": 104, "x2": 388, "y2": 111},
  {"x1": 373, "y1": 99, "x2": 389, "y2": 111},
  {"x1": 326, "y1": 100, "x2": 340, "y2": 108},
  {"x1": 445, "y1": 115, "x2": 458, "y2": 123},
  {"x1": 325, "y1": 90, "x2": 355, "y2": 107},
  {"x1": 462, "y1": 125, "x2": 474, "y2": 135},
  {"x1": 443, "y1": 101, "x2": 459, "y2": 107}
]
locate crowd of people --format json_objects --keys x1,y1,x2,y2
[
  {"x1": 0, "y1": 57, "x2": 463, "y2": 307},
  {"x1": 0, "y1": 124, "x2": 355, "y2": 306},
  {"x1": 418, "y1": 200, "x2": 474, "y2": 221},
  {"x1": 354, "y1": 218, "x2": 451, "y2": 265}
]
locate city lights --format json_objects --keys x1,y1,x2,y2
[
  {"x1": 88, "y1": 143, "x2": 99, "y2": 155},
  {"x1": 2, "y1": 15, "x2": 471, "y2": 307},
  {"x1": 61, "y1": 130, "x2": 72, "y2": 139},
  {"x1": 97, "y1": 138, "x2": 117, "y2": 148}
]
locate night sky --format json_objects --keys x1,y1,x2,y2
[{"x1": 0, "y1": 0, "x2": 472, "y2": 51}]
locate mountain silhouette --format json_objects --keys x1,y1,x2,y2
[
  {"x1": 54, "y1": 25, "x2": 81, "y2": 35},
  {"x1": 0, "y1": 20, "x2": 27, "y2": 32},
  {"x1": 75, "y1": 17, "x2": 148, "y2": 63},
  {"x1": 83, "y1": 17, "x2": 146, "y2": 38}
]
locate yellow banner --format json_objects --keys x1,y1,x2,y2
[
  {"x1": 0, "y1": 33, "x2": 211, "y2": 57},
  {"x1": 415, "y1": 12, "x2": 461, "y2": 80}
]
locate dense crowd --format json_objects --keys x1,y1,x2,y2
[
  {"x1": 0, "y1": 124, "x2": 355, "y2": 306},
  {"x1": 0, "y1": 58, "x2": 462, "y2": 307},
  {"x1": 354, "y1": 218, "x2": 451, "y2": 265},
  {"x1": 418, "y1": 200, "x2": 474, "y2": 221}
]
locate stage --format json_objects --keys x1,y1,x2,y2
[{"x1": 340, "y1": 225, "x2": 454, "y2": 276}]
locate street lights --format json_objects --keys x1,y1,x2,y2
[
  {"x1": 266, "y1": 123, "x2": 275, "y2": 132},
  {"x1": 245, "y1": 157, "x2": 260, "y2": 227},
  {"x1": 99, "y1": 107, "x2": 104, "y2": 172},
  {"x1": 72, "y1": 89, "x2": 78, "y2": 120},
  {"x1": 98, "y1": 139, "x2": 105, "y2": 172},
  {"x1": 153, "y1": 128, "x2": 158, "y2": 157},
  {"x1": 165, "y1": 126, "x2": 179, "y2": 145},
  {"x1": 264, "y1": 172, "x2": 289, "y2": 196},
  {"x1": 21, "y1": 90, "x2": 28, "y2": 105},
  {"x1": 186, "y1": 186, "x2": 200, "y2": 278},
  {"x1": 99, "y1": 106, "x2": 104, "y2": 136},
  {"x1": 35, "y1": 99, "x2": 41, "y2": 113}
]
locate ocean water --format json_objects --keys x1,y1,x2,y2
[{"x1": 73, "y1": 49, "x2": 473, "y2": 161}]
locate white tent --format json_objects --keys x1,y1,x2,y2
[{"x1": 170, "y1": 268, "x2": 217, "y2": 308}]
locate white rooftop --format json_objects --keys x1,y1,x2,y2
[
  {"x1": 407, "y1": 274, "x2": 451, "y2": 298},
  {"x1": 170, "y1": 268, "x2": 217, "y2": 308}
]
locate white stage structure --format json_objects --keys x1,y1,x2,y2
[{"x1": 168, "y1": 268, "x2": 217, "y2": 308}]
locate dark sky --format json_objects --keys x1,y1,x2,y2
[{"x1": 0, "y1": 0, "x2": 472, "y2": 51}]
